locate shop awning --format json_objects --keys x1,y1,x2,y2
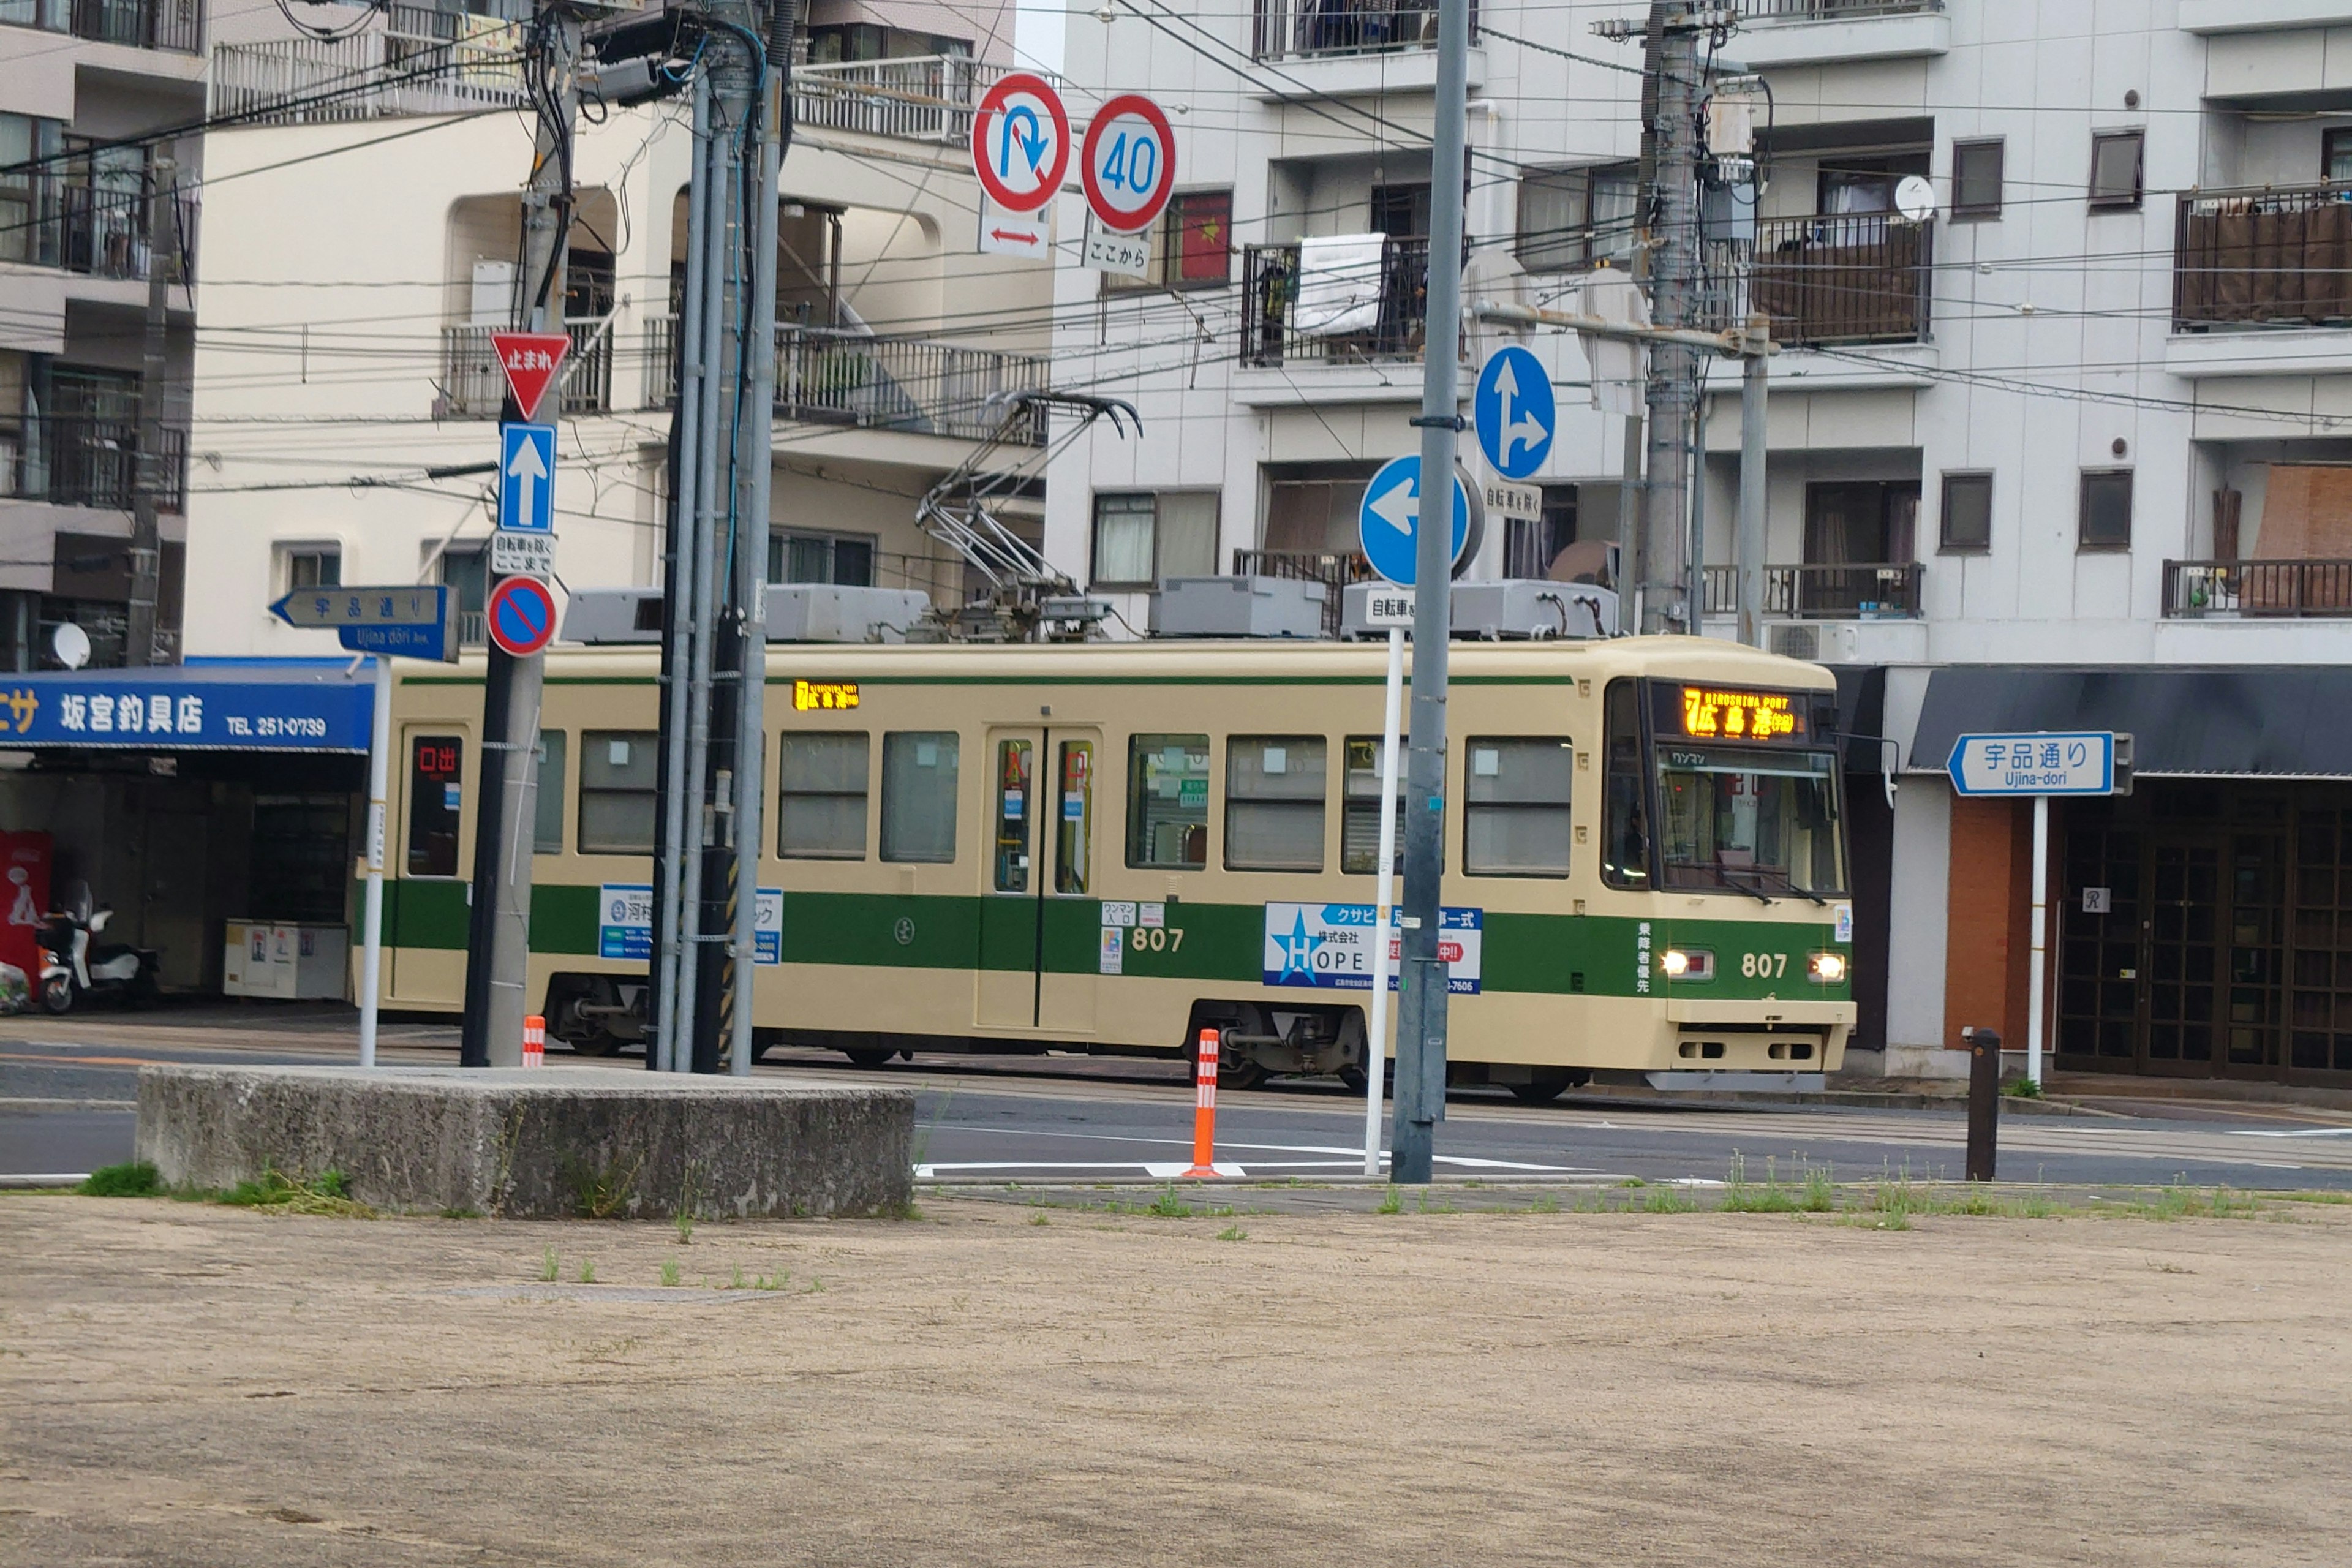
[
  {"x1": 0, "y1": 660, "x2": 373, "y2": 753},
  {"x1": 1908, "y1": 665, "x2": 2352, "y2": 779}
]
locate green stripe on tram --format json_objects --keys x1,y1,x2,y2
[{"x1": 380, "y1": 878, "x2": 1850, "y2": 1004}]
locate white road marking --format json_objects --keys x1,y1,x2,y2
[{"x1": 2231, "y1": 1126, "x2": 2352, "y2": 1139}]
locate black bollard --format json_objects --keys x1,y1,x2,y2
[{"x1": 1962, "y1": 1027, "x2": 2001, "y2": 1183}]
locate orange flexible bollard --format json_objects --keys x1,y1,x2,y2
[
  {"x1": 1183, "y1": 1027, "x2": 1220, "y2": 1179},
  {"x1": 522, "y1": 1012, "x2": 545, "y2": 1068}
]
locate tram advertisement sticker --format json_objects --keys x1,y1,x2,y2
[
  {"x1": 601, "y1": 884, "x2": 782, "y2": 965},
  {"x1": 1262, "y1": 903, "x2": 1482, "y2": 994}
]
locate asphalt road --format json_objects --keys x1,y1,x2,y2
[{"x1": 6, "y1": 1011, "x2": 2352, "y2": 1192}]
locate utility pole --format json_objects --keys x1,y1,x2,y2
[
  {"x1": 1389, "y1": 0, "x2": 1472, "y2": 1185},
  {"x1": 1736, "y1": 314, "x2": 1768, "y2": 647},
  {"x1": 126, "y1": 156, "x2": 175, "y2": 668},
  {"x1": 1635, "y1": 2, "x2": 1702, "y2": 634},
  {"x1": 463, "y1": 1, "x2": 578, "y2": 1068}
]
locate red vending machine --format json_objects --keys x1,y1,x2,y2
[{"x1": 0, "y1": 831, "x2": 53, "y2": 1008}]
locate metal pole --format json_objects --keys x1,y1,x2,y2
[
  {"x1": 1736, "y1": 330, "x2": 1768, "y2": 648},
  {"x1": 732, "y1": 14, "x2": 787, "y2": 1079},
  {"x1": 1689, "y1": 388, "x2": 1706, "y2": 633},
  {"x1": 1617, "y1": 413, "x2": 1642, "y2": 619},
  {"x1": 2028, "y1": 794, "x2": 2049, "y2": 1088},
  {"x1": 1363, "y1": 625, "x2": 1404, "y2": 1177},
  {"x1": 126, "y1": 156, "x2": 173, "y2": 669},
  {"x1": 358, "y1": 655, "x2": 391, "y2": 1068},
  {"x1": 1391, "y1": 0, "x2": 1470, "y2": 1185},
  {"x1": 1638, "y1": 3, "x2": 1700, "y2": 634},
  {"x1": 653, "y1": 70, "x2": 714, "y2": 1074}
]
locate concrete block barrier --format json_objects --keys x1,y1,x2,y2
[{"x1": 134, "y1": 1065, "x2": 913, "y2": 1219}]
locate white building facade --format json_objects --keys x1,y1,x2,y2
[{"x1": 1044, "y1": 0, "x2": 2352, "y2": 1087}]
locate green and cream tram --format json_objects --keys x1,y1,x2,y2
[{"x1": 379, "y1": 635, "x2": 1855, "y2": 1099}]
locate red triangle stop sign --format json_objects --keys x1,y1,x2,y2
[{"x1": 489, "y1": 331, "x2": 570, "y2": 421}]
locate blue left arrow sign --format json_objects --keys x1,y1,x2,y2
[{"x1": 499, "y1": 422, "x2": 556, "y2": 534}]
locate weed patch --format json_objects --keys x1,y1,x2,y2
[
  {"x1": 1215, "y1": 1223, "x2": 1248, "y2": 1242},
  {"x1": 78, "y1": 1161, "x2": 159, "y2": 1198},
  {"x1": 219, "y1": 1168, "x2": 372, "y2": 1218}
]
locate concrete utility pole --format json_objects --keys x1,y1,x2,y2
[
  {"x1": 1637, "y1": 2, "x2": 1702, "y2": 634},
  {"x1": 126, "y1": 156, "x2": 175, "y2": 668},
  {"x1": 1390, "y1": 0, "x2": 1473, "y2": 1185},
  {"x1": 1736, "y1": 315, "x2": 1768, "y2": 647},
  {"x1": 463, "y1": 1, "x2": 578, "y2": 1068}
]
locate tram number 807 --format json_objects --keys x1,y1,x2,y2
[
  {"x1": 1128, "y1": 926, "x2": 1186, "y2": 952},
  {"x1": 1740, "y1": 952, "x2": 1787, "y2": 979}
]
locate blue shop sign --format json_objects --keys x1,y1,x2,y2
[{"x1": 0, "y1": 665, "x2": 374, "y2": 753}]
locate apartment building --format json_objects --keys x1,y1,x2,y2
[
  {"x1": 181, "y1": 0, "x2": 1046, "y2": 657},
  {"x1": 0, "y1": 0, "x2": 203, "y2": 668},
  {"x1": 1045, "y1": 1, "x2": 2352, "y2": 1088}
]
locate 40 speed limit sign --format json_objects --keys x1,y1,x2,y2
[{"x1": 1080, "y1": 93, "x2": 1177, "y2": 234}]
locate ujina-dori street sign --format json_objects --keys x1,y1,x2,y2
[
  {"x1": 499, "y1": 422, "x2": 557, "y2": 534},
  {"x1": 271, "y1": 584, "x2": 449, "y2": 636},
  {"x1": 1947, "y1": 731, "x2": 2116, "y2": 796},
  {"x1": 1357, "y1": 454, "x2": 1478, "y2": 587}
]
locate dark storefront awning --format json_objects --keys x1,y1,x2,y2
[
  {"x1": 1909, "y1": 666, "x2": 2352, "y2": 780},
  {"x1": 0, "y1": 660, "x2": 373, "y2": 754}
]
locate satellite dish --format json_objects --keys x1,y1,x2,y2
[
  {"x1": 1894, "y1": 175, "x2": 1937, "y2": 225},
  {"x1": 50, "y1": 622, "x2": 89, "y2": 671}
]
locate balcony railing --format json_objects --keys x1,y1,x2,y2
[
  {"x1": 0, "y1": 417, "x2": 186, "y2": 512},
  {"x1": 211, "y1": 17, "x2": 524, "y2": 125},
  {"x1": 2163, "y1": 559, "x2": 2352, "y2": 617},
  {"x1": 1241, "y1": 238, "x2": 1431, "y2": 367},
  {"x1": 790, "y1": 56, "x2": 1033, "y2": 145},
  {"x1": 644, "y1": 316, "x2": 1050, "y2": 444},
  {"x1": 438, "y1": 318, "x2": 614, "y2": 419},
  {"x1": 1232, "y1": 548, "x2": 1374, "y2": 638},
  {"x1": 1735, "y1": 0, "x2": 1942, "y2": 18},
  {"x1": 4, "y1": 0, "x2": 201, "y2": 52},
  {"x1": 4, "y1": 177, "x2": 198, "y2": 281},
  {"x1": 1252, "y1": 0, "x2": 1472, "y2": 61},
  {"x1": 1700, "y1": 562, "x2": 1923, "y2": 620},
  {"x1": 1728, "y1": 213, "x2": 1934, "y2": 347},
  {"x1": 2173, "y1": 182, "x2": 2352, "y2": 331}
]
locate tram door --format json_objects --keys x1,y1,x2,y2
[
  {"x1": 975, "y1": 726, "x2": 1099, "y2": 1034},
  {"x1": 391, "y1": 725, "x2": 470, "y2": 1005}
]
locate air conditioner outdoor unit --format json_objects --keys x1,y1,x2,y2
[{"x1": 1766, "y1": 623, "x2": 1819, "y2": 662}]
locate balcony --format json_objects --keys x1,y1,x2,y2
[
  {"x1": 1251, "y1": 0, "x2": 1470, "y2": 61},
  {"x1": 1700, "y1": 562, "x2": 1923, "y2": 620},
  {"x1": 438, "y1": 319, "x2": 614, "y2": 419},
  {"x1": 2164, "y1": 559, "x2": 2352, "y2": 618},
  {"x1": 1, "y1": 416, "x2": 186, "y2": 513},
  {"x1": 7, "y1": 178, "x2": 197, "y2": 282},
  {"x1": 2179, "y1": 1, "x2": 2352, "y2": 32},
  {"x1": 644, "y1": 317, "x2": 1050, "y2": 445},
  {"x1": 1241, "y1": 238, "x2": 1430, "y2": 368},
  {"x1": 211, "y1": 9, "x2": 524, "y2": 125},
  {"x1": 1740, "y1": 214, "x2": 1934, "y2": 347},
  {"x1": 1727, "y1": 1, "x2": 1948, "y2": 67},
  {"x1": 1232, "y1": 548, "x2": 1373, "y2": 638},
  {"x1": 2174, "y1": 182, "x2": 2352, "y2": 335},
  {"x1": 4, "y1": 0, "x2": 201, "y2": 53},
  {"x1": 790, "y1": 57, "x2": 1033, "y2": 145}
]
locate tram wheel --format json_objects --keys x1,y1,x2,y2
[
  {"x1": 842, "y1": 1046, "x2": 896, "y2": 1069},
  {"x1": 1507, "y1": 1072, "x2": 1577, "y2": 1106}
]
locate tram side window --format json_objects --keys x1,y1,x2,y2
[
  {"x1": 1127, "y1": 733, "x2": 1210, "y2": 869},
  {"x1": 533, "y1": 731, "x2": 566, "y2": 855},
  {"x1": 1602, "y1": 680, "x2": 1651, "y2": 887},
  {"x1": 1055, "y1": 739, "x2": 1094, "y2": 894},
  {"x1": 1226, "y1": 736, "x2": 1326, "y2": 872},
  {"x1": 1464, "y1": 737, "x2": 1574, "y2": 876},
  {"x1": 881, "y1": 731, "x2": 959, "y2": 863},
  {"x1": 1342, "y1": 736, "x2": 1405, "y2": 874},
  {"x1": 778, "y1": 731, "x2": 869, "y2": 859},
  {"x1": 580, "y1": 731, "x2": 659, "y2": 854},
  {"x1": 407, "y1": 736, "x2": 464, "y2": 877},
  {"x1": 993, "y1": 739, "x2": 1033, "y2": 892}
]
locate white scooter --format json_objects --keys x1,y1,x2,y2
[{"x1": 37, "y1": 881, "x2": 159, "y2": 1013}]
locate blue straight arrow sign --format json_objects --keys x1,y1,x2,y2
[{"x1": 499, "y1": 422, "x2": 556, "y2": 534}]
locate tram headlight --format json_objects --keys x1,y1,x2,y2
[
  {"x1": 1659, "y1": 948, "x2": 1713, "y2": 981},
  {"x1": 1809, "y1": 951, "x2": 1848, "y2": 984}
]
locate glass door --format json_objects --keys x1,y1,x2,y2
[
  {"x1": 975, "y1": 728, "x2": 1040, "y2": 1028},
  {"x1": 973, "y1": 727, "x2": 1101, "y2": 1034},
  {"x1": 392, "y1": 726, "x2": 469, "y2": 1005},
  {"x1": 1038, "y1": 732, "x2": 1100, "y2": 1034},
  {"x1": 2143, "y1": 838, "x2": 2222, "y2": 1075}
]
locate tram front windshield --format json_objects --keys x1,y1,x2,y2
[{"x1": 1654, "y1": 743, "x2": 1846, "y2": 897}]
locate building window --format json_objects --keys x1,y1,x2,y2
[
  {"x1": 0, "y1": 113, "x2": 66, "y2": 268},
  {"x1": 778, "y1": 731, "x2": 869, "y2": 859},
  {"x1": 579, "y1": 731, "x2": 659, "y2": 853},
  {"x1": 1951, "y1": 139, "x2": 2004, "y2": 219},
  {"x1": 2089, "y1": 130, "x2": 2144, "y2": 211},
  {"x1": 1342, "y1": 736, "x2": 1404, "y2": 875},
  {"x1": 439, "y1": 545, "x2": 488, "y2": 642},
  {"x1": 1464, "y1": 737, "x2": 1575, "y2": 878},
  {"x1": 1104, "y1": 189, "x2": 1233, "y2": 292},
  {"x1": 1506, "y1": 486, "x2": 1578, "y2": 579},
  {"x1": 880, "y1": 731, "x2": 958, "y2": 863},
  {"x1": 1516, "y1": 162, "x2": 1638, "y2": 273},
  {"x1": 281, "y1": 544, "x2": 341, "y2": 592},
  {"x1": 1226, "y1": 735, "x2": 1325, "y2": 872},
  {"x1": 1939, "y1": 472, "x2": 1993, "y2": 554},
  {"x1": 533, "y1": 729, "x2": 566, "y2": 854},
  {"x1": 1091, "y1": 491, "x2": 1218, "y2": 588},
  {"x1": 769, "y1": 530, "x2": 875, "y2": 587},
  {"x1": 407, "y1": 735, "x2": 464, "y2": 877},
  {"x1": 2328, "y1": 127, "x2": 2352, "y2": 183},
  {"x1": 1261, "y1": 474, "x2": 1373, "y2": 556},
  {"x1": 2079, "y1": 469, "x2": 2134, "y2": 551},
  {"x1": 1126, "y1": 733, "x2": 1210, "y2": 870}
]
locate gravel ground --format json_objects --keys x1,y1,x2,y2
[{"x1": 3, "y1": 1191, "x2": 2348, "y2": 1567}]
